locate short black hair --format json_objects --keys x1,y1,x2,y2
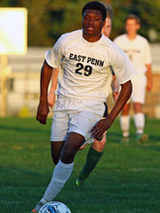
[
  {"x1": 125, "y1": 14, "x2": 141, "y2": 24},
  {"x1": 82, "y1": 1, "x2": 106, "y2": 21}
]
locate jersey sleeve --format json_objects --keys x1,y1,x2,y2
[
  {"x1": 111, "y1": 45, "x2": 137, "y2": 84},
  {"x1": 143, "y1": 40, "x2": 152, "y2": 65},
  {"x1": 45, "y1": 35, "x2": 64, "y2": 68}
]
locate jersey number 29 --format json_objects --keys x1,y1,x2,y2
[{"x1": 75, "y1": 63, "x2": 92, "y2": 76}]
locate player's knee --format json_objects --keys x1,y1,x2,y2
[
  {"x1": 93, "y1": 137, "x2": 106, "y2": 152},
  {"x1": 122, "y1": 110, "x2": 130, "y2": 116},
  {"x1": 60, "y1": 146, "x2": 77, "y2": 163},
  {"x1": 133, "y1": 103, "x2": 143, "y2": 113},
  {"x1": 121, "y1": 104, "x2": 130, "y2": 115},
  {"x1": 121, "y1": 109, "x2": 129, "y2": 116}
]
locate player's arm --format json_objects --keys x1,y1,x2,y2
[
  {"x1": 36, "y1": 60, "x2": 54, "y2": 125},
  {"x1": 146, "y1": 63, "x2": 152, "y2": 92},
  {"x1": 37, "y1": 34, "x2": 64, "y2": 124},
  {"x1": 91, "y1": 80, "x2": 132, "y2": 139},
  {"x1": 48, "y1": 68, "x2": 59, "y2": 108}
]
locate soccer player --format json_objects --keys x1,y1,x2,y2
[
  {"x1": 48, "y1": 4, "x2": 119, "y2": 186},
  {"x1": 31, "y1": 2, "x2": 136, "y2": 212},
  {"x1": 114, "y1": 14, "x2": 152, "y2": 143},
  {"x1": 76, "y1": 4, "x2": 120, "y2": 186}
]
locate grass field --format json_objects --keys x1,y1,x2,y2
[{"x1": 0, "y1": 117, "x2": 160, "y2": 213}]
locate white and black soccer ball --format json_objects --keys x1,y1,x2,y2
[{"x1": 39, "y1": 201, "x2": 71, "y2": 213}]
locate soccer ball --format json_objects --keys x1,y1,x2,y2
[{"x1": 39, "y1": 201, "x2": 71, "y2": 213}]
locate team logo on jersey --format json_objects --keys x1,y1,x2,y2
[{"x1": 69, "y1": 53, "x2": 104, "y2": 67}]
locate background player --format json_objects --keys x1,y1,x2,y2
[
  {"x1": 31, "y1": 2, "x2": 136, "y2": 212},
  {"x1": 114, "y1": 14, "x2": 152, "y2": 143}
]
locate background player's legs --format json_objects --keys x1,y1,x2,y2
[
  {"x1": 76, "y1": 132, "x2": 106, "y2": 185},
  {"x1": 51, "y1": 141, "x2": 65, "y2": 165},
  {"x1": 133, "y1": 102, "x2": 147, "y2": 142},
  {"x1": 92, "y1": 133, "x2": 106, "y2": 152},
  {"x1": 119, "y1": 103, "x2": 130, "y2": 142},
  {"x1": 131, "y1": 78, "x2": 147, "y2": 142},
  {"x1": 133, "y1": 102, "x2": 144, "y2": 135},
  {"x1": 33, "y1": 133, "x2": 85, "y2": 212}
]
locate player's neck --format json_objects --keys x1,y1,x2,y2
[
  {"x1": 83, "y1": 32, "x2": 102, "y2": 42},
  {"x1": 127, "y1": 34, "x2": 137, "y2": 40}
]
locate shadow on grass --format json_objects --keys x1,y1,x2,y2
[{"x1": 0, "y1": 124, "x2": 50, "y2": 134}]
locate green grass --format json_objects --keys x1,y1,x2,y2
[{"x1": 0, "y1": 117, "x2": 160, "y2": 213}]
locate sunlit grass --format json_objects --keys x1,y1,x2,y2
[{"x1": 0, "y1": 117, "x2": 160, "y2": 213}]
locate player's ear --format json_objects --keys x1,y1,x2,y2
[{"x1": 137, "y1": 23, "x2": 140, "y2": 30}]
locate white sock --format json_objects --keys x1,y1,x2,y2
[
  {"x1": 119, "y1": 115, "x2": 130, "y2": 137},
  {"x1": 134, "y1": 113, "x2": 145, "y2": 135},
  {"x1": 35, "y1": 160, "x2": 74, "y2": 211}
]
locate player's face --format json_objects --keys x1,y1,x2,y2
[
  {"x1": 125, "y1": 19, "x2": 140, "y2": 35},
  {"x1": 82, "y1": 9, "x2": 105, "y2": 42},
  {"x1": 101, "y1": 17, "x2": 112, "y2": 38}
]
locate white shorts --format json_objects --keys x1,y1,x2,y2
[
  {"x1": 130, "y1": 73, "x2": 147, "y2": 104},
  {"x1": 50, "y1": 97, "x2": 105, "y2": 142}
]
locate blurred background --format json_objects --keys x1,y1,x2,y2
[{"x1": 0, "y1": 0, "x2": 160, "y2": 118}]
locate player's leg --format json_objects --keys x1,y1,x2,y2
[
  {"x1": 31, "y1": 110, "x2": 69, "y2": 213},
  {"x1": 133, "y1": 102, "x2": 144, "y2": 134},
  {"x1": 31, "y1": 103, "x2": 104, "y2": 212},
  {"x1": 76, "y1": 103, "x2": 107, "y2": 185},
  {"x1": 76, "y1": 131, "x2": 107, "y2": 186},
  {"x1": 92, "y1": 132, "x2": 106, "y2": 152},
  {"x1": 133, "y1": 102, "x2": 148, "y2": 142},
  {"x1": 60, "y1": 132, "x2": 85, "y2": 162},
  {"x1": 32, "y1": 133, "x2": 85, "y2": 213},
  {"x1": 51, "y1": 141, "x2": 65, "y2": 165},
  {"x1": 50, "y1": 110, "x2": 68, "y2": 165},
  {"x1": 40, "y1": 133, "x2": 84, "y2": 204},
  {"x1": 31, "y1": 140, "x2": 65, "y2": 213},
  {"x1": 132, "y1": 76, "x2": 147, "y2": 142},
  {"x1": 119, "y1": 103, "x2": 130, "y2": 142}
]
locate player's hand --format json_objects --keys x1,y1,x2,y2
[
  {"x1": 36, "y1": 101, "x2": 49, "y2": 125},
  {"x1": 146, "y1": 80, "x2": 152, "y2": 92},
  {"x1": 91, "y1": 116, "x2": 113, "y2": 141},
  {"x1": 48, "y1": 92, "x2": 56, "y2": 108},
  {"x1": 112, "y1": 91, "x2": 119, "y2": 103}
]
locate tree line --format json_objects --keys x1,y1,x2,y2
[{"x1": 0, "y1": 0, "x2": 160, "y2": 46}]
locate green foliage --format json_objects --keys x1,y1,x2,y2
[
  {"x1": 0, "y1": 117, "x2": 160, "y2": 212},
  {"x1": 111, "y1": 0, "x2": 160, "y2": 42},
  {"x1": 0, "y1": 0, "x2": 160, "y2": 45}
]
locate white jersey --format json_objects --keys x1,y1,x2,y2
[
  {"x1": 46, "y1": 29, "x2": 136, "y2": 102},
  {"x1": 114, "y1": 34, "x2": 152, "y2": 74}
]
